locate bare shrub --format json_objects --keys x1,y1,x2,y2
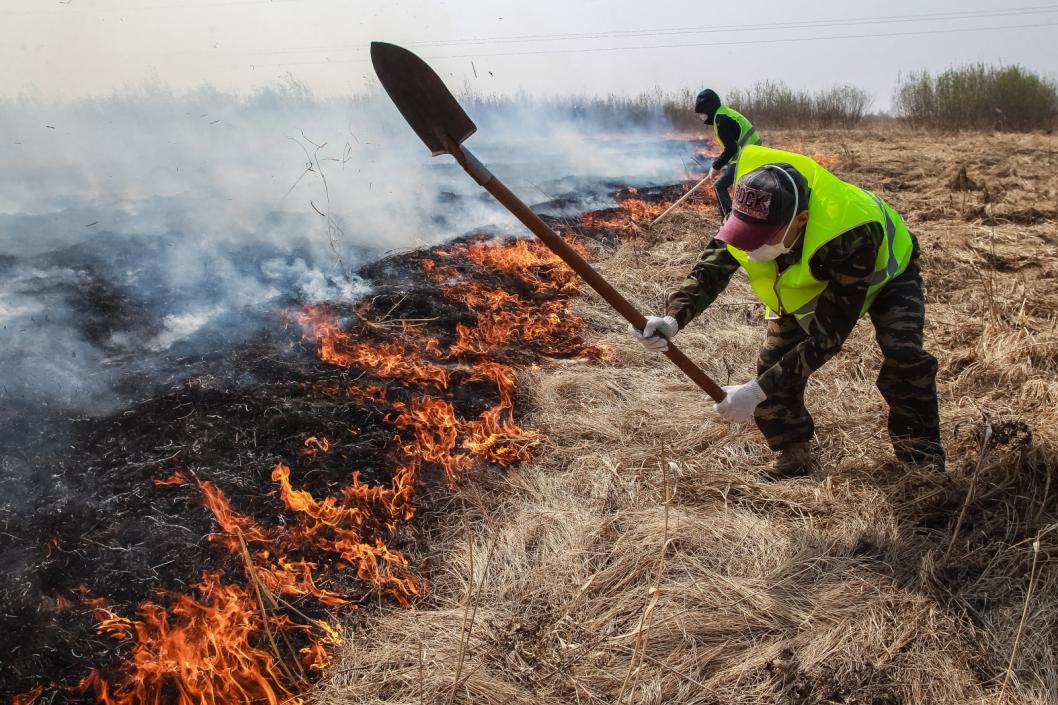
[
  {"x1": 895, "y1": 64, "x2": 1058, "y2": 131},
  {"x1": 727, "y1": 81, "x2": 872, "y2": 129},
  {"x1": 454, "y1": 82, "x2": 872, "y2": 133}
]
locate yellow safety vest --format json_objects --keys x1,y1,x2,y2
[
  {"x1": 726, "y1": 145, "x2": 913, "y2": 331},
  {"x1": 713, "y1": 105, "x2": 761, "y2": 164}
]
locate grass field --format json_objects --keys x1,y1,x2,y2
[{"x1": 314, "y1": 127, "x2": 1058, "y2": 705}]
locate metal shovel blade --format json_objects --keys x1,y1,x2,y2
[
  {"x1": 370, "y1": 41, "x2": 477, "y2": 156},
  {"x1": 369, "y1": 41, "x2": 726, "y2": 402}
]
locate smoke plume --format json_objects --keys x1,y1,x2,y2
[{"x1": 0, "y1": 80, "x2": 700, "y2": 434}]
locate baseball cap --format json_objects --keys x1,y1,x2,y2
[{"x1": 716, "y1": 163, "x2": 810, "y2": 251}]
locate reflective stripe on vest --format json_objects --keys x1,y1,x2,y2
[
  {"x1": 713, "y1": 105, "x2": 761, "y2": 163},
  {"x1": 725, "y1": 145, "x2": 914, "y2": 332},
  {"x1": 864, "y1": 192, "x2": 902, "y2": 285},
  {"x1": 766, "y1": 195, "x2": 905, "y2": 329}
]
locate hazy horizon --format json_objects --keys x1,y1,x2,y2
[
  {"x1": 1, "y1": 0, "x2": 1056, "y2": 422},
  {"x1": 3, "y1": 0, "x2": 1057, "y2": 111}
]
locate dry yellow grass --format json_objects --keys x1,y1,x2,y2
[{"x1": 314, "y1": 128, "x2": 1058, "y2": 705}]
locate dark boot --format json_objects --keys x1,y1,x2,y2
[
  {"x1": 895, "y1": 441, "x2": 946, "y2": 474},
  {"x1": 768, "y1": 442, "x2": 813, "y2": 478}
]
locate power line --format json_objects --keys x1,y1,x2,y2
[
  {"x1": 404, "y1": 4, "x2": 1058, "y2": 48},
  {"x1": 424, "y1": 20, "x2": 1058, "y2": 59},
  {"x1": 249, "y1": 19, "x2": 1058, "y2": 68},
  {"x1": 212, "y1": 5, "x2": 1058, "y2": 58},
  {"x1": 211, "y1": 5, "x2": 1058, "y2": 60}
]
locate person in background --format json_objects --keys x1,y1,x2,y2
[
  {"x1": 628, "y1": 145, "x2": 944, "y2": 477},
  {"x1": 695, "y1": 89, "x2": 762, "y2": 218}
]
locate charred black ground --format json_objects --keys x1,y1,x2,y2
[{"x1": 0, "y1": 181, "x2": 695, "y2": 703}]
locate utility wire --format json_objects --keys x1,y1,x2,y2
[
  {"x1": 250, "y1": 19, "x2": 1058, "y2": 67},
  {"x1": 404, "y1": 4, "x2": 1058, "y2": 48},
  {"x1": 224, "y1": 5, "x2": 1058, "y2": 59},
  {"x1": 425, "y1": 20, "x2": 1058, "y2": 59}
]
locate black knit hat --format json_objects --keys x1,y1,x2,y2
[{"x1": 694, "y1": 89, "x2": 721, "y2": 116}]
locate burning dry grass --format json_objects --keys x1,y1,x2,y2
[
  {"x1": 6, "y1": 218, "x2": 636, "y2": 701},
  {"x1": 64, "y1": 234, "x2": 611, "y2": 703},
  {"x1": 315, "y1": 128, "x2": 1058, "y2": 705}
]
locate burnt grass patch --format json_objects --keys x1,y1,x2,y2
[{"x1": 0, "y1": 188, "x2": 665, "y2": 703}]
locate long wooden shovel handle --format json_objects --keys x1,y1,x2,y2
[{"x1": 452, "y1": 143, "x2": 726, "y2": 402}]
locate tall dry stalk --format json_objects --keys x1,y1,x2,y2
[
  {"x1": 447, "y1": 512, "x2": 476, "y2": 705},
  {"x1": 998, "y1": 533, "x2": 1043, "y2": 699},
  {"x1": 617, "y1": 455, "x2": 674, "y2": 705},
  {"x1": 944, "y1": 417, "x2": 993, "y2": 564}
]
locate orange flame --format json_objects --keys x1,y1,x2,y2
[
  {"x1": 463, "y1": 360, "x2": 538, "y2": 465},
  {"x1": 153, "y1": 470, "x2": 188, "y2": 487},
  {"x1": 430, "y1": 238, "x2": 608, "y2": 360},
  {"x1": 12, "y1": 686, "x2": 43, "y2": 705},
  {"x1": 288, "y1": 306, "x2": 448, "y2": 388},
  {"x1": 580, "y1": 187, "x2": 715, "y2": 235},
  {"x1": 79, "y1": 231, "x2": 609, "y2": 702},
  {"x1": 812, "y1": 151, "x2": 835, "y2": 169},
  {"x1": 300, "y1": 436, "x2": 331, "y2": 457},
  {"x1": 346, "y1": 384, "x2": 387, "y2": 401},
  {"x1": 78, "y1": 572, "x2": 303, "y2": 705},
  {"x1": 271, "y1": 463, "x2": 421, "y2": 605}
]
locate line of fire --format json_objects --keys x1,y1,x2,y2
[{"x1": 6, "y1": 179, "x2": 716, "y2": 704}]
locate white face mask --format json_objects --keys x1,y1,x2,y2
[
  {"x1": 744, "y1": 166, "x2": 801, "y2": 263},
  {"x1": 746, "y1": 239, "x2": 792, "y2": 262}
]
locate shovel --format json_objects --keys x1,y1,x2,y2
[
  {"x1": 370, "y1": 42, "x2": 725, "y2": 402},
  {"x1": 647, "y1": 173, "x2": 714, "y2": 228}
]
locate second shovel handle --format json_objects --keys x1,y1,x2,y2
[{"x1": 649, "y1": 173, "x2": 712, "y2": 228}]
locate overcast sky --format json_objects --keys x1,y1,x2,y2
[{"x1": 3, "y1": 0, "x2": 1057, "y2": 109}]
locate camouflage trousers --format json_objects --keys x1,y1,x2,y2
[{"x1": 754, "y1": 261, "x2": 944, "y2": 465}]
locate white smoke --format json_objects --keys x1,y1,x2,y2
[{"x1": 0, "y1": 80, "x2": 699, "y2": 423}]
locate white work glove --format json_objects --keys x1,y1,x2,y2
[
  {"x1": 707, "y1": 166, "x2": 722, "y2": 182},
  {"x1": 627, "y1": 315, "x2": 678, "y2": 352},
  {"x1": 713, "y1": 379, "x2": 767, "y2": 423}
]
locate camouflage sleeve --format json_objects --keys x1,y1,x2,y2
[
  {"x1": 664, "y1": 236, "x2": 741, "y2": 329},
  {"x1": 757, "y1": 221, "x2": 885, "y2": 396}
]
